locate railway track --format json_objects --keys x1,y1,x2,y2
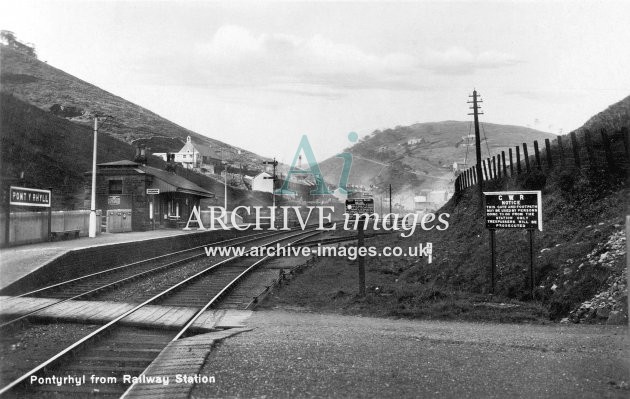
[
  {"x1": 0, "y1": 227, "x2": 313, "y2": 329},
  {"x1": 0, "y1": 228, "x2": 320, "y2": 397}
]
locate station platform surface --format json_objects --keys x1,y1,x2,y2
[{"x1": 0, "y1": 229, "x2": 208, "y2": 290}]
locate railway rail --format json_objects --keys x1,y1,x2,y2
[
  {"x1": 0, "y1": 228, "x2": 320, "y2": 397},
  {"x1": 0, "y1": 227, "x2": 313, "y2": 329}
]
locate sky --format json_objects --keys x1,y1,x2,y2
[{"x1": 2, "y1": 0, "x2": 630, "y2": 162}]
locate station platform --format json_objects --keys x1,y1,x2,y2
[{"x1": 0, "y1": 228, "x2": 218, "y2": 291}]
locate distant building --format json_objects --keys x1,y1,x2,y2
[
  {"x1": 175, "y1": 136, "x2": 205, "y2": 169},
  {"x1": 332, "y1": 187, "x2": 349, "y2": 202},
  {"x1": 413, "y1": 190, "x2": 452, "y2": 212},
  {"x1": 249, "y1": 172, "x2": 274, "y2": 193},
  {"x1": 452, "y1": 162, "x2": 468, "y2": 173},
  {"x1": 407, "y1": 138, "x2": 423, "y2": 145}
]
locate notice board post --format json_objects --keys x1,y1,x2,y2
[
  {"x1": 528, "y1": 229, "x2": 536, "y2": 300},
  {"x1": 484, "y1": 191, "x2": 542, "y2": 299},
  {"x1": 346, "y1": 198, "x2": 374, "y2": 297},
  {"x1": 147, "y1": 188, "x2": 160, "y2": 230},
  {"x1": 489, "y1": 229, "x2": 496, "y2": 295}
]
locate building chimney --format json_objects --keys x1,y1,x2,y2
[
  {"x1": 165, "y1": 152, "x2": 176, "y2": 172},
  {"x1": 134, "y1": 145, "x2": 147, "y2": 165}
]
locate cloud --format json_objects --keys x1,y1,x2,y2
[
  {"x1": 422, "y1": 47, "x2": 521, "y2": 75},
  {"x1": 191, "y1": 25, "x2": 422, "y2": 94},
  {"x1": 145, "y1": 26, "x2": 520, "y2": 96}
]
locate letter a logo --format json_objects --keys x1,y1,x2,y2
[
  {"x1": 183, "y1": 205, "x2": 205, "y2": 230},
  {"x1": 276, "y1": 135, "x2": 331, "y2": 196}
]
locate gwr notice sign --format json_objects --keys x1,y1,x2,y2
[
  {"x1": 345, "y1": 198, "x2": 374, "y2": 215},
  {"x1": 9, "y1": 186, "x2": 51, "y2": 207},
  {"x1": 484, "y1": 191, "x2": 542, "y2": 231}
]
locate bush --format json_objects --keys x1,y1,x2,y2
[
  {"x1": 519, "y1": 169, "x2": 547, "y2": 190},
  {"x1": 557, "y1": 170, "x2": 576, "y2": 192}
]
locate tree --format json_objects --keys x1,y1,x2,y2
[{"x1": 0, "y1": 30, "x2": 16, "y2": 46}]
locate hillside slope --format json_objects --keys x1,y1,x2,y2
[
  {"x1": 0, "y1": 45, "x2": 268, "y2": 169},
  {"x1": 319, "y1": 121, "x2": 555, "y2": 195},
  {"x1": 0, "y1": 93, "x2": 135, "y2": 208},
  {"x1": 263, "y1": 95, "x2": 629, "y2": 324}
]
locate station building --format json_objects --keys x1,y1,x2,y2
[{"x1": 85, "y1": 160, "x2": 214, "y2": 231}]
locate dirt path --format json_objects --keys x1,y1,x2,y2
[{"x1": 192, "y1": 310, "x2": 628, "y2": 398}]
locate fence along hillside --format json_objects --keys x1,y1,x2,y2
[{"x1": 454, "y1": 127, "x2": 630, "y2": 192}]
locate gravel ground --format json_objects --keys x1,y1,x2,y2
[
  {"x1": 192, "y1": 310, "x2": 629, "y2": 398},
  {"x1": 0, "y1": 322, "x2": 100, "y2": 387}
]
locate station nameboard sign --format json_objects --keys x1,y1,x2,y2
[
  {"x1": 345, "y1": 198, "x2": 375, "y2": 216},
  {"x1": 146, "y1": 188, "x2": 160, "y2": 195},
  {"x1": 9, "y1": 186, "x2": 51, "y2": 207},
  {"x1": 484, "y1": 191, "x2": 542, "y2": 231}
]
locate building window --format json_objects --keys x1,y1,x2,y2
[{"x1": 108, "y1": 180, "x2": 123, "y2": 194}]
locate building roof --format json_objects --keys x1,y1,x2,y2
[
  {"x1": 177, "y1": 136, "x2": 214, "y2": 157},
  {"x1": 141, "y1": 165, "x2": 214, "y2": 198},
  {"x1": 97, "y1": 160, "x2": 141, "y2": 167},
  {"x1": 94, "y1": 160, "x2": 214, "y2": 198}
]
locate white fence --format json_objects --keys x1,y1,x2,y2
[{"x1": 0, "y1": 210, "x2": 100, "y2": 246}]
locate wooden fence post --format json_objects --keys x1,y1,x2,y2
[
  {"x1": 544, "y1": 139, "x2": 553, "y2": 169},
  {"x1": 497, "y1": 155, "x2": 502, "y2": 178},
  {"x1": 570, "y1": 131, "x2": 581, "y2": 168},
  {"x1": 621, "y1": 126, "x2": 630, "y2": 161},
  {"x1": 557, "y1": 136, "x2": 565, "y2": 167},
  {"x1": 482, "y1": 160, "x2": 489, "y2": 181},
  {"x1": 523, "y1": 143, "x2": 531, "y2": 172},
  {"x1": 492, "y1": 156, "x2": 498, "y2": 179},
  {"x1": 502, "y1": 151, "x2": 507, "y2": 177},
  {"x1": 509, "y1": 148, "x2": 514, "y2": 175},
  {"x1": 534, "y1": 140, "x2": 542, "y2": 170},
  {"x1": 516, "y1": 146, "x2": 522, "y2": 174},
  {"x1": 600, "y1": 129, "x2": 617, "y2": 174},
  {"x1": 583, "y1": 130, "x2": 596, "y2": 168}
]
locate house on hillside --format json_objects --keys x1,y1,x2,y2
[
  {"x1": 414, "y1": 190, "x2": 452, "y2": 213},
  {"x1": 152, "y1": 136, "x2": 217, "y2": 173},
  {"x1": 407, "y1": 138, "x2": 423, "y2": 145},
  {"x1": 247, "y1": 172, "x2": 274, "y2": 193},
  {"x1": 452, "y1": 161, "x2": 467, "y2": 173},
  {"x1": 174, "y1": 136, "x2": 206, "y2": 169}
]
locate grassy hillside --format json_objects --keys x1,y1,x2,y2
[
  {"x1": 0, "y1": 93, "x2": 135, "y2": 208},
  {"x1": 263, "y1": 97, "x2": 629, "y2": 324},
  {"x1": 0, "y1": 92, "x2": 272, "y2": 211},
  {"x1": 0, "y1": 44, "x2": 268, "y2": 170},
  {"x1": 319, "y1": 121, "x2": 556, "y2": 195}
]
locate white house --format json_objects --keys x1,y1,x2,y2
[
  {"x1": 452, "y1": 161, "x2": 467, "y2": 173},
  {"x1": 174, "y1": 136, "x2": 204, "y2": 169},
  {"x1": 332, "y1": 187, "x2": 349, "y2": 202},
  {"x1": 250, "y1": 172, "x2": 274, "y2": 193},
  {"x1": 407, "y1": 138, "x2": 423, "y2": 145}
]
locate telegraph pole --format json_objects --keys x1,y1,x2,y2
[
  {"x1": 263, "y1": 158, "x2": 278, "y2": 208},
  {"x1": 468, "y1": 90, "x2": 484, "y2": 205},
  {"x1": 388, "y1": 184, "x2": 392, "y2": 214},
  {"x1": 88, "y1": 116, "x2": 99, "y2": 238}
]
